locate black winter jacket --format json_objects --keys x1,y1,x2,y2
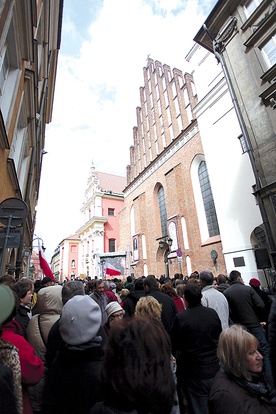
[
  {"x1": 145, "y1": 288, "x2": 177, "y2": 333},
  {"x1": 224, "y1": 281, "x2": 265, "y2": 328},
  {"x1": 268, "y1": 298, "x2": 276, "y2": 386},
  {"x1": 171, "y1": 303, "x2": 222, "y2": 380},
  {"x1": 122, "y1": 290, "x2": 145, "y2": 317},
  {"x1": 43, "y1": 342, "x2": 104, "y2": 414},
  {"x1": 209, "y1": 370, "x2": 276, "y2": 414}
]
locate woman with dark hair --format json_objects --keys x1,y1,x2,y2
[
  {"x1": 0, "y1": 274, "x2": 16, "y2": 287},
  {"x1": 161, "y1": 282, "x2": 185, "y2": 313},
  {"x1": 12, "y1": 279, "x2": 34, "y2": 338},
  {"x1": 209, "y1": 324, "x2": 276, "y2": 413},
  {"x1": 90, "y1": 316, "x2": 176, "y2": 414}
]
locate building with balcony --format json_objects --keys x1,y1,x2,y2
[{"x1": 0, "y1": 0, "x2": 63, "y2": 277}]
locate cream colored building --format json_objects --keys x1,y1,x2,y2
[{"x1": 193, "y1": 0, "x2": 276, "y2": 281}]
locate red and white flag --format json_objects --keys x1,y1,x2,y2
[
  {"x1": 38, "y1": 239, "x2": 55, "y2": 281},
  {"x1": 105, "y1": 263, "x2": 121, "y2": 276}
]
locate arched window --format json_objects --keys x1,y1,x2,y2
[
  {"x1": 71, "y1": 260, "x2": 75, "y2": 268},
  {"x1": 158, "y1": 186, "x2": 167, "y2": 237},
  {"x1": 198, "y1": 161, "x2": 220, "y2": 237}
]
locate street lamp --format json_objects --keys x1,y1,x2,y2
[
  {"x1": 158, "y1": 236, "x2": 173, "y2": 278},
  {"x1": 33, "y1": 235, "x2": 46, "y2": 251}
]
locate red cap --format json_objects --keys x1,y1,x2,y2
[{"x1": 249, "y1": 278, "x2": 261, "y2": 287}]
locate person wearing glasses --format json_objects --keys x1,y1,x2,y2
[{"x1": 104, "y1": 302, "x2": 124, "y2": 334}]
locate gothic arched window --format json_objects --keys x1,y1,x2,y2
[
  {"x1": 158, "y1": 186, "x2": 167, "y2": 237},
  {"x1": 198, "y1": 161, "x2": 220, "y2": 237}
]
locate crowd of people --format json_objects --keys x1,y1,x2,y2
[{"x1": 0, "y1": 269, "x2": 276, "y2": 414}]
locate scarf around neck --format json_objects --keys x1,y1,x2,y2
[{"x1": 230, "y1": 372, "x2": 276, "y2": 405}]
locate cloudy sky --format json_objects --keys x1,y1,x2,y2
[{"x1": 34, "y1": 0, "x2": 217, "y2": 260}]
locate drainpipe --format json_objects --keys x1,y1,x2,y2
[{"x1": 203, "y1": 21, "x2": 276, "y2": 269}]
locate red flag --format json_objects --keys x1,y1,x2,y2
[
  {"x1": 38, "y1": 239, "x2": 55, "y2": 281},
  {"x1": 105, "y1": 263, "x2": 121, "y2": 276}
]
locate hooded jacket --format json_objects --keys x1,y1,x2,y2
[{"x1": 26, "y1": 285, "x2": 63, "y2": 362}]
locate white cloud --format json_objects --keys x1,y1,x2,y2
[{"x1": 35, "y1": 0, "x2": 216, "y2": 260}]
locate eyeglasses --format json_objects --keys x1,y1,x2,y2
[{"x1": 110, "y1": 312, "x2": 123, "y2": 319}]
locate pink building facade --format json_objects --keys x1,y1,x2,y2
[
  {"x1": 51, "y1": 234, "x2": 81, "y2": 282},
  {"x1": 77, "y1": 164, "x2": 126, "y2": 279}
]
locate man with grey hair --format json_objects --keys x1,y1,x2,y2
[
  {"x1": 199, "y1": 270, "x2": 229, "y2": 330},
  {"x1": 61, "y1": 280, "x2": 85, "y2": 305},
  {"x1": 90, "y1": 279, "x2": 109, "y2": 325}
]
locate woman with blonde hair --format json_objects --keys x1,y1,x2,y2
[
  {"x1": 209, "y1": 324, "x2": 276, "y2": 413},
  {"x1": 119, "y1": 288, "x2": 130, "y2": 308},
  {"x1": 135, "y1": 296, "x2": 162, "y2": 320}
]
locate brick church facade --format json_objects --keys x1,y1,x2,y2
[{"x1": 119, "y1": 58, "x2": 227, "y2": 279}]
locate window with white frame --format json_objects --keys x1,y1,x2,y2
[
  {"x1": 238, "y1": 134, "x2": 248, "y2": 154},
  {"x1": 0, "y1": 45, "x2": 9, "y2": 96},
  {"x1": 9, "y1": 104, "x2": 29, "y2": 191},
  {"x1": 243, "y1": 0, "x2": 262, "y2": 18},
  {"x1": 0, "y1": 17, "x2": 21, "y2": 124},
  {"x1": 18, "y1": 138, "x2": 29, "y2": 191},
  {"x1": 261, "y1": 35, "x2": 276, "y2": 69}
]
